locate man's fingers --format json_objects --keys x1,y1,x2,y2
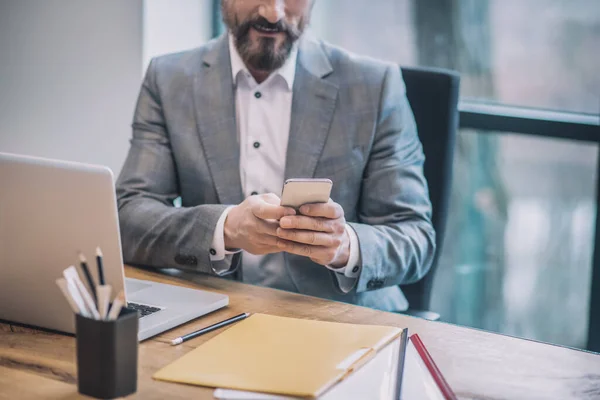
[
  {"x1": 276, "y1": 240, "x2": 337, "y2": 265},
  {"x1": 254, "y1": 219, "x2": 280, "y2": 237},
  {"x1": 277, "y1": 239, "x2": 323, "y2": 257},
  {"x1": 255, "y1": 234, "x2": 280, "y2": 247},
  {"x1": 252, "y1": 201, "x2": 295, "y2": 220},
  {"x1": 279, "y1": 215, "x2": 335, "y2": 232},
  {"x1": 261, "y1": 193, "x2": 281, "y2": 205},
  {"x1": 299, "y1": 199, "x2": 343, "y2": 219},
  {"x1": 276, "y1": 228, "x2": 339, "y2": 247}
]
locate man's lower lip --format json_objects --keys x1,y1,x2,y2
[{"x1": 251, "y1": 26, "x2": 283, "y2": 35}]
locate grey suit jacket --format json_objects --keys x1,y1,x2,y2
[{"x1": 116, "y1": 34, "x2": 435, "y2": 312}]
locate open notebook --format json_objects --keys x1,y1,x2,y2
[{"x1": 213, "y1": 334, "x2": 453, "y2": 400}]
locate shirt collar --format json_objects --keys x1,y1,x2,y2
[{"x1": 228, "y1": 34, "x2": 298, "y2": 90}]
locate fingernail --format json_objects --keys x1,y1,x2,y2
[
  {"x1": 277, "y1": 240, "x2": 286, "y2": 248},
  {"x1": 280, "y1": 218, "x2": 291, "y2": 228},
  {"x1": 300, "y1": 205, "x2": 310, "y2": 214},
  {"x1": 276, "y1": 228, "x2": 283, "y2": 236},
  {"x1": 285, "y1": 208, "x2": 296, "y2": 216}
]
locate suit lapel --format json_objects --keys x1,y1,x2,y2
[
  {"x1": 285, "y1": 36, "x2": 339, "y2": 180},
  {"x1": 193, "y1": 35, "x2": 244, "y2": 205}
]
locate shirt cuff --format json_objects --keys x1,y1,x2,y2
[
  {"x1": 326, "y1": 224, "x2": 361, "y2": 293},
  {"x1": 210, "y1": 206, "x2": 242, "y2": 275}
]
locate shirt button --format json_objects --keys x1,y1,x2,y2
[
  {"x1": 209, "y1": 248, "x2": 217, "y2": 256},
  {"x1": 352, "y1": 266, "x2": 359, "y2": 273},
  {"x1": 254, "y1": 91, "x2": 262, "y2": 99},
  {"x1": 253, "y1": 141, "x2": 261, "y2": 149},
  {"x1": 251, "y1": 191, "x2": 258, "y2": 196}
]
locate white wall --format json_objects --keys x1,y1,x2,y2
[
  {"x1": 142, "y1": 0, "x2": 213, "y2": 72},
  {"x1": 0, "y1": 0, "x2": 144, "y2": 176},
  {"x1": 0, "y1": 0, "x2": 213, "y2": 177}
]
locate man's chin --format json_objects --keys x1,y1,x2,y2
[
  {"x1": 248, "y1": 30, "x2": 286, "y2": 49},
  {"x1": 236, "y1": 30, "x2": 295, "y2": 72},
  {"x1": 245, "y1": 55, "x2": 281, "y2": 73}
]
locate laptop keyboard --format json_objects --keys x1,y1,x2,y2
[{"x1": 128, "y1": 302, "x2": 162, "y2": 318}]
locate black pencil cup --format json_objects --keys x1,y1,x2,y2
[{"x1": 75, "y1": 307, "x2": 139, "y2": 399}]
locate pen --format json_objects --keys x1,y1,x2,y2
[
  {"x1": 170, "y1": 312, "x2": 250, "y2": 345},
  {"x1": 78, "y1": 252, "x2": 98, "y2": 306},
  {"x1": 410, "y1": 334, "x2": 458, "y2": 400},
  {"x1": 393, "y1": 328, "x2": 409, "y2": 400},
  {"x1": 95, "y1": 247, "x2": 106, "y2": 286}
]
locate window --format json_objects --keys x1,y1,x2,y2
[
  {"x1": 310, "y1": 0, "x2": 600, "y2": 349},
  {"x1": 311, "y1": 0, "x2": 600, "y2": 114},
  {"x1": 212, "y1": 0, "x2": 600, "y2": 350},
  {"x1": 431, "y1": 131, "x2": 597, "y2": 348}
]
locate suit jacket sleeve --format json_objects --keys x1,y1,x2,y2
[
  {"x1": 348, "y1": 65, "x2": 436, "y2": 293},
  {"x1": 116, "y1": 59, "x2": 239, "y2": 274}
]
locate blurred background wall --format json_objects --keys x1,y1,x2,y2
[
  {"x1": 0, "y1": 0, "x2": 143, "y2": 175},
  {"x1": 0, "y1": 0, "x2": 212, "y2": 175},
  {"x1": 142, "y1": 0, "x2": 212, "y2": 72}
]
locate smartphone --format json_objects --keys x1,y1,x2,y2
[{"x1": 280, "y1": 178, "x2": 333, "y2": 209}]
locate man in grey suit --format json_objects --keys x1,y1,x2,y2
[{"x1": 116, "y1": 0, "x2": 435, "y2": 312}]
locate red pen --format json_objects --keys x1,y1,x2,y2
[{"x1": 410, "y1": 334, "x2": 458, "y2": 400}]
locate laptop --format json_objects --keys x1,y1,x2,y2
[{"x1": 0, "y1": 152, "x2": 229, "y2": 341}]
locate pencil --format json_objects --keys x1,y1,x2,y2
[
  {"x1": 107, "y1": 290, "x2": 125, "y2": 320},
  {"x1": 78, "y1": 252, "x2": 97, "y2": 306},
  {"x1": 170, "y1": 312, "x2": 250, "y2": 345},
  {"x1": 96, "y1": 247, "x2": 106, "y2": 286}
]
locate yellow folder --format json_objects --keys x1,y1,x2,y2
[{"x1": 153, "y1": 313, "x2": 403, "y2": 398}]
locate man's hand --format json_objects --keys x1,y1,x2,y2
[
  {"x1": 224, "y1": 193, "x2": 296, "y2": 255},
  {"x1": 276, "y1": 199, "x2": 350, "y2": 267}
]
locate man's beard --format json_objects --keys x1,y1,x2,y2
[{"x1": 230, "y1": 16, "x2": 301, "y2": 72}]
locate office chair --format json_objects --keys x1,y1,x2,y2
[{"x1": 397, "y1": 66, "x2": 460, "y2": 321}]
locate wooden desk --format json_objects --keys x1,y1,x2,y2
[{"x1": 1, "y1": 266, "x2": 599, "y2": 400}]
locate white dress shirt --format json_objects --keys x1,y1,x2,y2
[{"x1": 209, "y1": 36, "x2": 361, "y2": 292}]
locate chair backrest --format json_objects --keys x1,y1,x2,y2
[{"x1": 399, "y1": 66, "x2": 460, "y2": 311}]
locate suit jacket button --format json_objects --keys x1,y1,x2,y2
[
  {"x1": 367, "y1": 279, "x2": 384, "y2": 290},
  {"x1": 210, "y1": 248, "x2": 217, "y2": 256},
  {"x1": 175, "y1": 254, "x2": 198, "y2": 266},
  {"x1": 352, "y1": 266, "x2": 359, "y2": 274}
]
